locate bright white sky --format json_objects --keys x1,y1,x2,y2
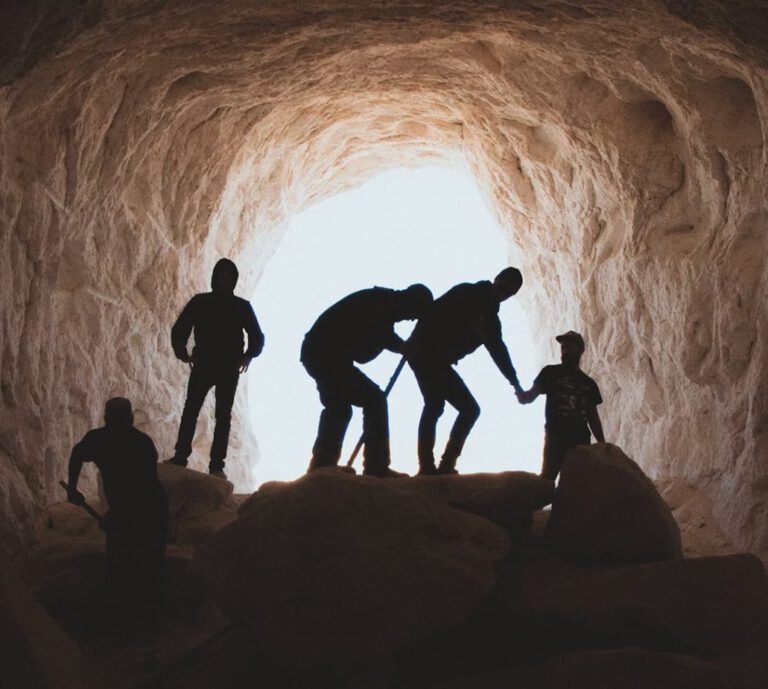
[{"x1": 247, "y1": 165, "x2": 546, "y2": 483}]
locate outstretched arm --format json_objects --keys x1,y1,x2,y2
[
  {"x1": 484, "y1": 318, "x2": 523, "y2": 393},
  {"x1": 518, "y1": 382, "x2": 544, "y2": 404},
  {"x1": 67, "y1": 441, "x2": 87, "y2": 505},
  {"x1": 587, "y1": 406, "x2": 605, "y2": 442}
]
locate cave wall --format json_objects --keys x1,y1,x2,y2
[{"x1": 1, "y1": 0, "x2": 766, "y2": 556}]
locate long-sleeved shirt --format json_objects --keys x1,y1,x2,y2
[
  {"x1": 412, "y1": 281, "x2": 520, "y2": 386},
  {"x1": 171, "y1": 292, "x2": 264, "y2": 369},
  {"x1": 301, "y1": 287, "x2": 404, "y2": 368}
]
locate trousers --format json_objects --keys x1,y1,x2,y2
[
  {"x1": 410, "y1": 358, "x2": 480, "y2": 470},
  {"x1": 174, "y1": 363, "x2": 239, "y2": 471}
]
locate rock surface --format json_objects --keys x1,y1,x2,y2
[
  {"x1": 195, "y1": 470, "x2": 511, "y2": 666},
  {"x1": 1, "y1": 1, "x2": 767, "y2": 563},
  {"x1": 544, "y1": 443, "x2": 683, "y2": 563},
  {"x1": 159, "y1": 464, "x2": 239, "y2": 545},
  {"x1": 496, "y1": 554, "x2": 768, "y2": 655}
]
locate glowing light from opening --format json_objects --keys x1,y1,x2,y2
[{"x1": 248, "y1": 165, "x2": 544, "y2": 482}]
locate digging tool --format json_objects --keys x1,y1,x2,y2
[
  {"x1": 58, "y1": 480, "x2": 105, "y2": 529},
  {"x1": 346, "y1": 355, "x2": 408, "y2": 467}
]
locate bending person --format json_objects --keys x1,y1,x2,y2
[
  {"x1": 518, "y1": 331, "x2": 605, "y2": 481},
  {"x1": 67, "y1": 397, "x2": 167, "y2": 599},
  {"x1": 167, "y1": 258, "x2": 264, "y2": 479},
  {"x1": 408, "y1": 267, "x2": 524, "y2": 475},
  {"x1": 301, "y1": 284, "x2": 433, "y2": 477}
]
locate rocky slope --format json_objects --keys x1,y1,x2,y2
[{"x1": 1, "y1": 0, "x2": 767, "y2": 560}]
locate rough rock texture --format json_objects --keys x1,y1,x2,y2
[
  {"x1": 265, "y1": 470, "x2": 554, "y2": 540},
  {"x1": 194, "y1": 470, "x2": 510, "y2": 666},
  {"x1": 496, "y1": 555, "x2": 768, "y2": 655},
  {"x1": 1, "y1": 0, "x2": 767, "y2": 558},
  {"x1": 0, "y1": 562, "x2": 100, "y2": 689},
  {"x1": 544, "y1": 443, "x2": 683, "y2": 563},
  {"x1": 159, "y1": 463, "x2": 239, "y2": 545}
]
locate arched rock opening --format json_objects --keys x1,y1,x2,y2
[{"x1": 1, "y1": 0, "x2": 767, "y2": 557}]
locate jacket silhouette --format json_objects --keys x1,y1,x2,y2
[
  {"x1": 67, "y1": 398, "x2": 167, "y2": 596},
  {"x1": 301, "y1": 284, "x2": 432, "y2": 476},
  {"x1": 409, "y1": 268, "x2": 523, "y2": 475},
  {"x1": 168, "y1": 258, "x2": 264, "y2": 477}
]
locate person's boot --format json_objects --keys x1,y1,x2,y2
[
  {"x1": 164, "y1": 456, "x2": 188, "y2": 467},
  {"x1": 363, "y1": 467, "x2": 409, "y2": 478},
  {"x1": 209, "y1": 459, "x2": 227, "y2": 480},
  {"x1": 437, "y1": 454, "x2": 459, "y2": 475},
  {"x1": 417, "y1": 462, "x2": 438, "y2": 476}
]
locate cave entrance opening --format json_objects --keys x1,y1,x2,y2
[{"x1": 247, "y1": 165, "x2": 545, "y2": 483}]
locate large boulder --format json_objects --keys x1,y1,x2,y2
[
  {"x1": 0, "y1": 562, "x2": 101, "y2": 689},
  {"x1": 194, "y1": 469, "x2": 510, "y2": 666},
  {"x1": 544, "y1": 443, "x2": 682, "y2": 563},
  {"x1": 158, "y1": 464, "x2": 238, "y2": 545},
  {"x1": 514, "y1": 649, "x2": 726, "y2": 689},
  {"x1": 385, "y1": 472, "x2": 553, "y2": 540},
  {"x1": 496, "y1": 554, "x2": 768, "y2": 655}
]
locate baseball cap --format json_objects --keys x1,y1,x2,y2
[{"x1": 555, "y1": 331, "x2": 585, "y2": 350}]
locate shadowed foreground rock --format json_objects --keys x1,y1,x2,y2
[
  {"x1": 496, "y1": 554, "x2": 768, "y2": 655},
  {"x1": 194, "y1": 469, "x2": 511, "y2": 666},
  {"x1": 386, "y1": 471, "x2": 554, "y2": 540},
  {"x1": 545, "y1": 443, "x2": 683, "y2": 563},
  {"x1": 159, "y1": 464, "x2": 238, "y2": 545}
]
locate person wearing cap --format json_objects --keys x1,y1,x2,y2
[
  {"x1": 301, "y1": 284, "x2": 434, "y2": 477},
  {"x1": 167, "y1": 258, "x2": 265, "y2": 480},
  {"x1": 518, "y1": 331, "x2": 605, "y2": 481},
  {"x1": 407, "y1": 267, "x2": 525, "y2": 476},
  {"x1": 67, "y1": 397, "x2": 168, "y2": 598}
]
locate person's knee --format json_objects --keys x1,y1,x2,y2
[
  {"x1": 363, "y1": 388, "x2": 387, "y2": 415},
  {"x1": 215, "y1": 406, "x2": 233, "y2": 423},
  {"x1": 324, "y1": 403, "x2": 352, "y2": 426},
  {"x1": 461, "y1": 398, "x2": 480, "y2": 424},
  {"x1": 423, "y1": 397, "x2": 445, "y2": 420}
]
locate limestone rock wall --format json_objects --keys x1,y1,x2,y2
[{"x1": 1, "y1": 0, "x2": 766, "y2": 555}]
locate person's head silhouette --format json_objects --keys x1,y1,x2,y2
[
  {"x1": 104, "y1": 397, "x2": 134, "y2": 429},
  {"x1": 493, "y1": 267, "x2": 523, "y2": 301},
  {"x1": 397, "y1": 284, "x2": 433, "y2": 320},
  {"x1": 211, "y1": 258, "x2": 239, "y2": 294}
]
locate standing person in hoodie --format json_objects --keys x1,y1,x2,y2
[{"x1": 166, "y1": 259, "x2": 264, "y2": 479}]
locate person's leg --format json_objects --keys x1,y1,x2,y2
[
  {"x1": 309, "y1": 372, "x2": 354, "y2": 470},
  {"x1": 412, "y1": 361, "x2": 446, "y2": 474},
  {"x1": 173, "y1": 366, "x2": 213, "y2": 464},
  {"x1": 541, "y1": 433, "x2": 587, "y2": 481},
  {"x1": 438, "y1": 368, "x2": 480, "y2": 474},
  {"x1": 343, "y1": 368, "x2": 390, "y2": 475},
  {"x1": 210, "y1": 367, "x2": 240, "y2": 473}
]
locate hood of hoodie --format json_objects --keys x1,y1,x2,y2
[{"x1": 211, "y1": 258, "x2": 239, "y2": 293}]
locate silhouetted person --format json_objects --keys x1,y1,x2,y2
[
  {"x1": 67, "y1": 398, "x2": 167, "y2": 598},
  {"x1": 167, "y1": 258, "x2": 264, "y2": 479},
  {"x1": 301, "y1": 284, "x2": 433, "y2": 477},
  {"x1": 408, "y1": 267, "x2": 525, "y2": 475},
  {"x1": 518, "y1": 331, "x2": 605, "y2": 481}
]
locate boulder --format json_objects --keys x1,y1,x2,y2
[
  {"x1": 158, "y1": 464, "x2": 238, "y2": 545},
  {"x1": 544, "y1": 443, "x2": 682, "y2": 563},
  {"x1": 515, "y1": 649, "x2": 726, "y2": 689},
  {"x1": 496, "y1": 554, "x2": 768, "y2": 655},
  {"x1": 36, "y1": 503, "x2": 105, "y2": 544},
  {"x1": 0, "y1": 562, "x2": 101, "y2": 689},
  {"x1": 194, "y1": 469, "x2": 510, "y2": 666},
  {"x1": 384, "y1": 472, "x2": 553, "y2": 540}
]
